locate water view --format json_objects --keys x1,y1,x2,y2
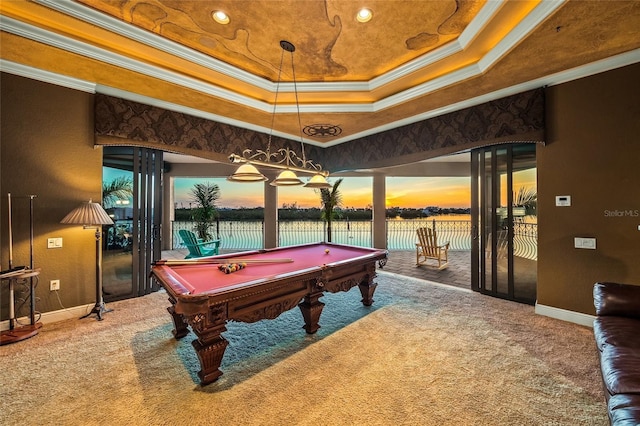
[{"x1": 170, "y1": 216, "x2": 538, "y2": 261}]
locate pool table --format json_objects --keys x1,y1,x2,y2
[{"x1": 150, "y1": 242, "x2": 388, "y2": 385}]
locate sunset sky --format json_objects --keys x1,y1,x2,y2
[
  {"x1": 104, "y1": 166, "x2": 538, "y2": 210},
  {"x1": 172, "y1": 176, "x2": 471, "y2": 209}
]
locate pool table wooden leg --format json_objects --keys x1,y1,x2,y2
[
  {"x1": 358, "y1": 276, "x2": 378, "y2": 306},
  {"x1": 167, "y1": 304, "x2": 189, "y2": 339},
  {"x1": 192, "y1": 326, "x2": 229, "y2": 385},
  {"x1": 298, "y1": 292, "x2": 325, "y2": 334}
]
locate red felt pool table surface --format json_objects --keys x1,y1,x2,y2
[{"x1": 159, "y1": 243, "x2": 380, "y2": 295}]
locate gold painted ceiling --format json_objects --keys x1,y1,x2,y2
[{"x1": 1, "y1": 0, "x2": 640, "y2": 146}]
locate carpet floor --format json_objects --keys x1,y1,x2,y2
[{"x1": 0, "y1": 271, "x2": 606, "y2": 425}]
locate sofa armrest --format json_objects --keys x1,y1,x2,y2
[{"x1": 594, "y1": 282, "x2": 640, "y2": 319}]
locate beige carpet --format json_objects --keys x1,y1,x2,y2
[{"x1": 0, "y1": 271, "x2": 606, "y2": 425}]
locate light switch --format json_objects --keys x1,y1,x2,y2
[
  {"x1": 555, "y1": 195, "x2": 571, "y2": 207},
  {"x1": 574, "y1": 237, "x2": 596, "y2": 250},
  {"x1": 47, "y1": 237, "x2": 63, "y2": 249}
]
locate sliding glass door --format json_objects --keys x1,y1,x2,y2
[
  {"x1": 102, "y1": 147, "x2": 163, "y2": 300},
  {"x1": 471, "y1": 144, "x2": 537, "y2": 304}
]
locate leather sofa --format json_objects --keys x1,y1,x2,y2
[{"x1": 593, "y1": 282, "x2": 640, "y2": 425}]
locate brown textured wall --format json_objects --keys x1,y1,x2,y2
[
  {"x1": 1, "y1": 73, "x2": 101, "y2": 319},
  {"x1": 537, "y1": 63, "x2": 640, "y2": 315}
]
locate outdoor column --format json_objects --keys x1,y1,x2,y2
[
  {"x1": 263, "y1": 174, "x2": 278, "y2": 249},
  {"x1": 372, "y1": 173, "x2": 387, "y2": 249}
]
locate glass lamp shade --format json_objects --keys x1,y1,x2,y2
[
  {"x1": 303, "y1": 173, "x2": 332, "y2": 188},
  {"x1": 227, "y1": 163, "x2": 268, "y2": 182},
  {"x1": 270, "y1": 169, "x2": 304, "y2": 186}
]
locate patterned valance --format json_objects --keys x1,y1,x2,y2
[
  {"x1": 94, "y1": 94, "x2": 302, "y2": 164},
  {"x1": 94, "y1": 88, "x2": 544, "y2": 171},
  {"x1": 314, "y1": 88, "x2": 545, "y2": 171}
]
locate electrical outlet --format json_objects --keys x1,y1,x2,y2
[{"x1": 50, "y1": 279, "x2": 60, "y2": 291}]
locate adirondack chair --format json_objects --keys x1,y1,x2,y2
[
  {"x1": 415, "y1": 227, "x2": 450, "y2": 270},
  {"x1": 178, "y1": 229, "x2": 221, "y2": 259}
]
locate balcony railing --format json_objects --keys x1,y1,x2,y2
[
  {"x1": 171, "y1": 219, "x2": 538, "y2": 260},
  {"x1": 173, "y1": 220, "x2": 460, "y2": 249}
]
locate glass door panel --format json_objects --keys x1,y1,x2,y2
[
  {"x1": 102, "y1": 147, "x2": 163, "y2": 301},
  {"x1": 482, "y1": 150, "x2": 494, "y2": 293},
  {"x1": 495, "y1": 147, "x2": 510, "y2": 297},
  {"x1": 512, "y1": 145, "x2": 537, "y2": 301},
  {"x1": 472, "y1": 144, "x2": 537, "y2": 305},
  {"x1": 102, "y1": 164, "x2": 134, "y2": 299}
]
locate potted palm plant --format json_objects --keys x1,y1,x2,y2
[
  {"x1": 319, "y1": 178, "x2": 343, "y2": 243},
  {"x1": 190, "y1": 182, "x2": 220, "y2": 240}
]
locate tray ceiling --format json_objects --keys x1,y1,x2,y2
[{"x1": 1, "y1": 0, "x2": 639, "y2": 147}]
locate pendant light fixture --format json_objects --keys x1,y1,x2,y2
[{"x1": 228, "y1": 41, "x2": 331, "y2": 189}]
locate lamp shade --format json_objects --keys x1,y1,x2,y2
[
  {"x1": 60, "y1": 200, "x2": 114, "y2": 226},
  {"x1": 227, "y1": 163, "x2": 268, "y2": 182},
  {"x1": 303, "y1": 173, "x2": 332, "y2": 189},
  {"x1": 270, "y1": 169, "x2": 304, "y2": 186}
]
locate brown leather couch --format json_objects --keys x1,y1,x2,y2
[{"x1": 593, "y1": 282, "x2": 640, "y2": 425}]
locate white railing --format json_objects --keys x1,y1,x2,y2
[
  {"x1": 171, "y1": 219, "x2": 471, "y2": 250},
  {"x1": 171, "y1": 219, "x2": 537, "y2": 260}
]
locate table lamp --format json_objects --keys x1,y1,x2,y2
[{"x1": 60, "y1": 199, "x2": 114, "y2": 320}]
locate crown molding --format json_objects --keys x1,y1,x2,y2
[
  {"x1": 479, "y1": 0, "x2": 566, "y2": 72},
  {"x1": 376, "y1": 64, "x2": 481, "y2": 111},
  {"x1": 33, "y1": 0, "x2": 269, "y2": 90},
  {"x1": 3, "y1": 1, "x2": 638, "y2": 147},
  {"x1": 2, "y1": 1, "x2": 565, "y2": 113},
  {"x1": 324, "y1": 48, "x2": 640, "y2": 147},
  {"x1": 370, "y1": 0, "x2": 504, "y2": 90},
  {"x1": 458, "y1": 0, "x2": 505, "y2": 48},
  {"x1": 0, "y1": 16, "x2": 273, "y2": 113},
  {"x1": 0, "y1": 59, "x2": 96, "y2": 93},
  {"x1": 4, "y1": 46, "x2": 639, "y2": 148},
  {"x1": 31, "y1": 0, "x2": 553, "y2": 97}
]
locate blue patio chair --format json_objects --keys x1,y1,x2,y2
[{"x1": 178, "y1": 229, "x2": 221, "y2": 259}]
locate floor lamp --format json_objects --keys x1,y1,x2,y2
[{"x1": 61, "y1": 200, "x2": 114, "y2": 321}]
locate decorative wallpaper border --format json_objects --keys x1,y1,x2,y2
[
  {"x1": 314, "y1": 88, "x2": 545, "y2": 170},
  {"x1": 94, "y1": 88, "x2": 544, "y2": 171}
]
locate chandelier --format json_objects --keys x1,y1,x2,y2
[{"x1": 227, "y1": 40, "x2": 331, "y2": 188}]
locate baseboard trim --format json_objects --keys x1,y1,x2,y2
[
  {"x1": 535, "y1": 303, "x2": 595, "y2": 328},
  {"x1": 1, "y1": 303, "x2": 94, "y2": 331},
  {"x1": 4, "y1": 302, "x2": 595, "y2": 331}
]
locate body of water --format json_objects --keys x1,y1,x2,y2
[
  {"x1": 173, "y1": 217, "x2": 473, "y2": 251},
  {"x1": 171, "y1": 215, "x2": 537, "y2": 260}
]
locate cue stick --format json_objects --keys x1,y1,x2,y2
[
  {"x1": 6, "y1": 193, "x2": 14, "y2": 330},
  {"x1": 154, "y1": 258, "x2": 294, "y2": 266},
  {"x1": 7, "y1": 193, "x2": 13, "y2": 269}
]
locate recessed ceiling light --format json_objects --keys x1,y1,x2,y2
[
  {"x1": 212, "y1": 10, "x2": 230, "y2": 25},
  {"x1": 356, "y1": 8, "x2": 373, "y2": 23}
]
